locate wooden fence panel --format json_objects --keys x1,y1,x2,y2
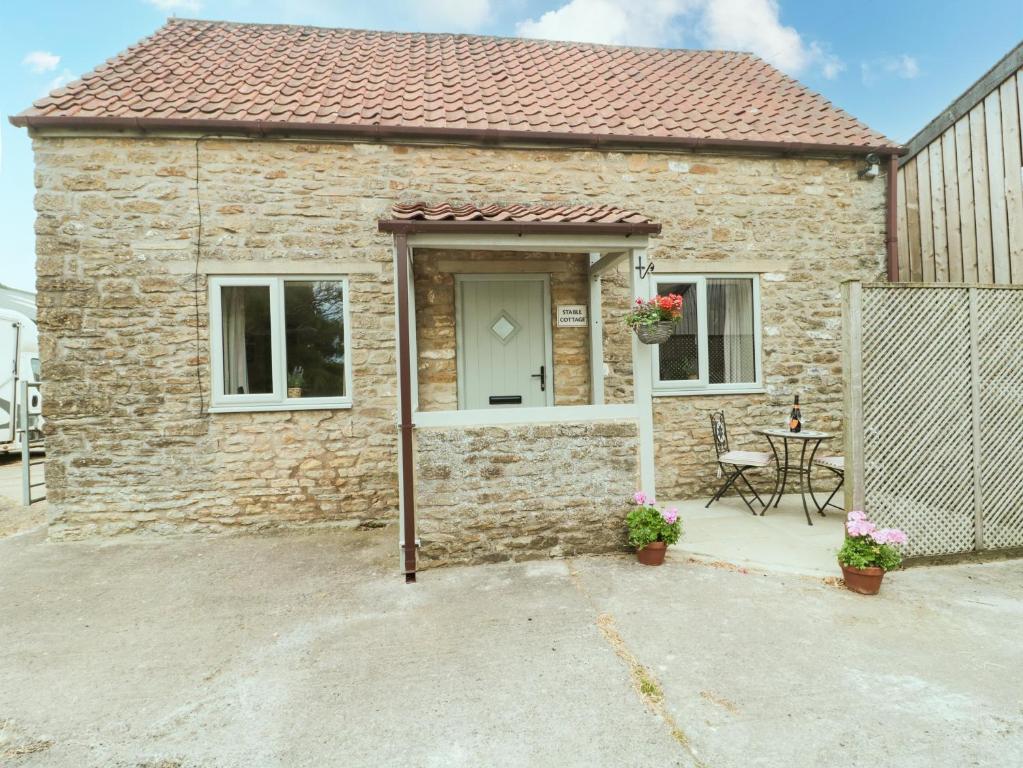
[
  {"x1": 857, "y1": 286, "x2": 975, "y2": 557},
  {"x1": 985, "y1": 90, "x2": 1011, "y2": 283},
  {"x1": 845, "y1": 283, "x2": 1023, "y2": 557},
  {"x1": 971, "y1": 105, "x2": 995, "y2": 283},
  {"x1": 941, "y1": 128, "x2": 963, "y2": 282},
  {"x1": 904, "y1": 157, "x2": 923, "y2": 281},
  {"x1": 955, "y1": 119, "x2": 978, "y2": 282},
  {"x1": 1001, "y1": 76, "x2": 1023, "y2": 280},
  {"x1": 897, "y1": 63, "x2": 1023, "y2": 285},
  {"x1": 976, "y1": 288, "x2": 1023, "y2": 549}
]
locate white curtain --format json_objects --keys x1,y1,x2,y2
[
  {"x1": 676, "y1": 285, "x2": 698, "y2": 335},
  {"x1": 708, "y1": 279, "x2": 755, "y2": 383},
  {"x1": 222, "y1": 288, "x2": 250, "y2": 395}
]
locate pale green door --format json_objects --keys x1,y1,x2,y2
[{"x1": 458, "y1": 278, "x2": 551, "y2": 409}]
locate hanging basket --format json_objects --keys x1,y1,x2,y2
[{"x1": 633, "y1": 321, "x2": 675, "y2": 345}]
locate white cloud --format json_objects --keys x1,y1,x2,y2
[
  {"x1": 145, "y1": 0, "x2": 202, "y2": 12},
  {"x1": 22, "y1": 51, "x2": 61, "y2": 73},
  {"x1": 861, "y1": 54, "x2": 920, "y2": 85},
  {"x1": 47, "y1": 69, "x2": 77, "y2": 92},
  {"x1": 516, "y1": 0, "x2": 696, "y2": 47},
  {"x1": 516, "y1": 0, "x2": 843, "y2": 79},
  {"x1": 430, "y1": 0, "x2": 493, "y2": 30},
  {"x1": 885, "y1": 54, "x2": 919, "y2": 79}
]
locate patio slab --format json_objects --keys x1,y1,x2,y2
[{"x1": 668, "y1": 493, "x2": 846, "y2": 578}]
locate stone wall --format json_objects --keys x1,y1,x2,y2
[
  {"x1": 412, "y1": 249, "x2": 591, "y2": 410},
  {"x1": 31, "y1": 134, "x2": 886, "y2": 541},
  {"x1": 414, "y1": 421, "x2": 638, "y2": 567}
]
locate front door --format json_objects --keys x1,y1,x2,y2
[{"x1": 457, "y1": 276, "x2": 552, "y2": 409}]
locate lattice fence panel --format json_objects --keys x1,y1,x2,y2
[
  {"x1": 977, "y1": 290, "x2": 1023, "y2": 549},
  {"x1": 861, "y1": 287, "x2": 976, "y2": 557}
]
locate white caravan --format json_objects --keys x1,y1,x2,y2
[{"x1": 0, "y1": 285, "x2": 43, "y2": 452}]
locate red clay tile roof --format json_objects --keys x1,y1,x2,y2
[
  {"x1": 11, "y1": 18, "x2": 898, "y2": 153},
  {"x1": 391, "y1": 202, "x2": 654, "y2": 225}
]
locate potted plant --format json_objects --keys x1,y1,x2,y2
[
  {"x1": 287, "y1": 366, "x2": 305, "y2": 398},
  {"x1": 625, "y1": 294, "x2": 684, "y2": 344},
  {"x1": 837, "y1": 510, "x2": 907, "y2": 594},
  {"x1": 626, "y1": 492, "x2": 682, "y2": 566}
]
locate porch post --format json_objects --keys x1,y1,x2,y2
[
  {"x1": 588, "y1": 252, "x2": 605, "y2": 405},
  {"x1": 629, "y1": 248, "x2": 656, "y2": 495},
  {"x1": 393, "y1": 234, "x2": 417, "y2": 580}
]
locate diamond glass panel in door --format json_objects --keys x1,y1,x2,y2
[
  {"x1": 283, "y1": 281, "x2": 345, "y2": 398},
  {"x1": 657, "y1": 282, "x2": 699, "y2": 381},
  {"x1": 220, "y1": 285, "x2": 273, "y2": 395},
  {"x1": 707, "y1": 278, "x2": 756, "y2": 384}
]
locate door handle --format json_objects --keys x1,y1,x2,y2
[{"x1": 530, "y1": 365, "x2": 546, "y2": 392}]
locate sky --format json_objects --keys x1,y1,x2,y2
[{"x1": 1, "y1": 0, "x2": 1021, "y2": 293}]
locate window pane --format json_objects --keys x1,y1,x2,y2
[
  {"x1": 657, "y1": 282, "x2": 699, "y2": 381},
  {"x1": 284, "y1": 281, "x2": 345, "y2": 398},
  {"x1": 707, "y1": 278, "x2": 756, "y2": 384},
  {"x1": 220, "y1": 285, "x2": 273, "y2": 395}
]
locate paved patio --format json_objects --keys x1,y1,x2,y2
[
  {"x1": 1, "y1": 525, "x2": 1021, "y2": 767},
  {"x1": 671, "y1": 493, "x2": 846, "y2": 577}
]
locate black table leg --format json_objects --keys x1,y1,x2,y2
[
  {"x1": 806, "y1": 438, "x2": 828, "y2": 517},
  {"x1": 762, "y1": 433, "x2": 783, "y2": 515},
  {"x1": 773, "y1": 437, "x2": 790, "y2": 508},
  {"x1": 797, "y1": 439, "x2": 814, "y2": 525}
]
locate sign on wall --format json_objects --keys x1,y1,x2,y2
[{"x1": 557, "y1": 305, "x2": 588, "y2": 327}]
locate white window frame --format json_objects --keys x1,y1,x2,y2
[
  {"x1": 651, "y1": 273, "x2": 763, "y2": 396},
  {"x1": 208, "y1": 275, "x2": 353, "y2": 413}
]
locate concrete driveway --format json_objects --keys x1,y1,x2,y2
[
  {"x1": 0, "y1": 452, "x2": 46, "y2": 537},
  {"x1": 1, "y1": 527, "x2": 1021, "y2": 768}
]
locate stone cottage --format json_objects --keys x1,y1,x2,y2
[{"x1": 11, "y1": 18, "x2": 901, "y2": 577}]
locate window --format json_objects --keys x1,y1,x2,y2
[
  {"x1": 209, "y1": 276, "x2": 351, "y2": 411},
  {"x1": 653, "y1": 275, "x2": 761, "y2": 394}
]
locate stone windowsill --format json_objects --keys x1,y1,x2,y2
[
  {"x1": 207, "y1": 401, "x2": 354, "y2": 414},
  {"x1": 652, "y1": 387, "x2": 766, "y2": 397}
]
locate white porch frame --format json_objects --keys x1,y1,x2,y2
[
  {"x1": 403, "y1": 233, "x2": 655, "y2": 492},
  {"x1": 389, "y1": 227, "x2": 659, "y2": 578}
]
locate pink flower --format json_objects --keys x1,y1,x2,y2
[
  {"x1": 663, "y1": 508, "x2": 678, "y2": 525},
  {"x1": 890, "y1": 529, "x2": 907, "y2": 545},
  {"x1": 869, "y1": 529, "x2": 890, "y2": 544},
  {"x1": 633, "y1": 491, "x2": 647, "y2": 505},
  {"x1": 847, "y1": 510, "x2": 867, "y2": 522},
  {"x1": 846, "y1": 518, "x2": 876, "y2": 537}
]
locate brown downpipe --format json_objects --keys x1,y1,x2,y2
[
  {"x1": 885, "y1": 153, "x2": 899, "y2": 281},
  {"x1": 394, "y1": 233, "x2": 417, "y2": 582}
]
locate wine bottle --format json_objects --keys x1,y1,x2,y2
[{"x1": 789, "y1": 394, "x2": 802, "y2": 433}]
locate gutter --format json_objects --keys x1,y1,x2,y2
[
  {"x1": 10, "y1": 114, "x2": 903, "y2": 157},
  {"x1": 378, "y1": 219, "x2": 662, "y2": 237}
]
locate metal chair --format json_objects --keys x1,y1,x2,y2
[
  {"x1": 809, "y1": 454, "x2": 844, "y2": 512},
  {"x1": 706, "y1": 411, "x2": 772, "y2": 514}
]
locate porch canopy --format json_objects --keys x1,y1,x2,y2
[{"x1": 379, "y1": 202, "x2": 662, "y2": 578}]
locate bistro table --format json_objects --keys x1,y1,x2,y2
[{"x1": 753, "y1": 427, "x2": 834, "y2": 526}]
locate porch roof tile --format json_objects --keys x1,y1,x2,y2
[{"x1": 390, "y1": 202, "x2": 654, "y2": 225}]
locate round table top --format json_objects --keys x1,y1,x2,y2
[{"x1": 754, "y1": 427, "x2": 834, "y2": 440}]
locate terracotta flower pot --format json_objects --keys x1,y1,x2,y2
[
  {"x1": 839, "y1": 562, "x2": 886, "y2": 595},
  {"x1": 636, "y1": 541, "x2": 667, "y2": 566},
  {"x1": 634, "y1": 321, "x2": 675, "y2": 345}
]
